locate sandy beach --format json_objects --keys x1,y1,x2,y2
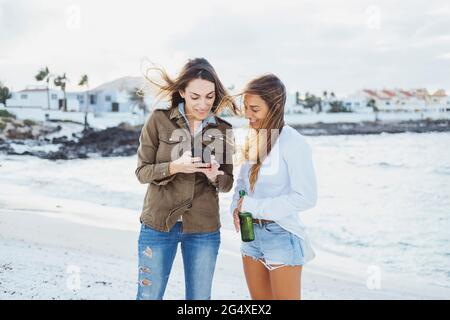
[
  {"x1": 1, "y1": 204, "x2": 447, "y2": 300},
  {"x1": 1, "y1": 153, "x2": 448, "y2": 300}
]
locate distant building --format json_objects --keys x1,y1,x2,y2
[
  {"x1": 344, "y1": 88, "x2": 450, "y2": 112},
  {"x1": 76, "y1": 76, "x2": 152, "y2": 115},
  {"x1": 5, "y1": 77, "x2": 154, "y2": 115},
  {"x1": 6, "y1": 86, "x2": 79, "y2": 111}
]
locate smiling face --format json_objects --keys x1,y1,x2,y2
[
  {"x1": 244, "y1": 94, "x2": 270, "y2": 129},
  {"x1": 180, "y1": 78, "x2": 216, "y2": 121}
]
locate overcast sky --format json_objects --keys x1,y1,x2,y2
[{"x1": 1, "y1": 0, "x2": 450, "y2": 96}]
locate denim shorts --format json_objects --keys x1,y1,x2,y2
[{"x1": 240, "y1": 222, "x2": 306, "y2": 270}]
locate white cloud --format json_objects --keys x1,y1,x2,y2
[{"x1": 1, "y1": 0, "x2": 450, "y2": 95}]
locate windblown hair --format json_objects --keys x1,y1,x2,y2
[
  {"x1": 241, "y1": 74, "x2": 286, "y2": 192},
  {"x1": 144, "y1": 58, "x2": 238, "y2": 115}
]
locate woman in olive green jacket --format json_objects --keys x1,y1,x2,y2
[{"x1": 135, "y1": 58, "x2": 237, "y2": 300}]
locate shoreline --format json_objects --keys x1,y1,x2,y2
[
  {"x1": 1, "y1": 153, "x2": 449, "y2": 299},
  {"x1": 1, "y1": 207, "x2": 448, "y2": 300},
  {"x1": 292, "y1": 119, "x2": 450, "y2": 136},
  {"x1": 1, "y1": 118, "x2": 449, "y2": 160}
]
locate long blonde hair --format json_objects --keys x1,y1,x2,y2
[{"x1": 241, "y1": 74, "x2": 286, "y2": 192}]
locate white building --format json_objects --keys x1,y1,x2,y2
[
  {"x1": 340, "y1": 93, "x2": 369, "y2": 112},
  {"x1": 427, "y1": 89, "x2": 450, "y2": 112},
  {"x1": 344, "y1": 88, "x2": 449, "y2": 112},
  {"x1": 6, "y1": 76, "x2": 154, "y2": 115},
  {"x1": 6, "y1": 86, "x2": 79, "y2": 111},
  {"x1": 75, "y1": 76, "x2": 153, "y2": 115}
]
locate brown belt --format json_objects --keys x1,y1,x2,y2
[{"x1": 252, "y1": 218, "x2": 275, "y2": 225}]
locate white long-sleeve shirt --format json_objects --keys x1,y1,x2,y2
[{"x1": 229, "y1": 125, "x2": 318, "y2": 263}]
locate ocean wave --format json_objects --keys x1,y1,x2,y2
[
  {"x1": 325, "y1": 231, "x2": 370, "y2": 248},
  {"x1": 397, "y1": 241, "x2": 420, "y2": 249},
  {"x1": 376, "y1": 161, "x2": 407, "y2": 168}
]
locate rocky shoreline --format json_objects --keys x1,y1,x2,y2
[
  {"x1": 1, "y1": 117, "x2": 449, "y2": 160},
  {"x1": 0, "y1": 120, "x2": 140, "y2": 160},
  {"x1": 292, "y1": 118, "x2": 450, "y2": 136}
]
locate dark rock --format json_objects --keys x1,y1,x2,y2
[
  {"x1": 1, "y1": 118, "x2": 61, "y2": 140},
  {"x1": 2, "y1": 118, "x2": 450, "y2": 160},
  {"x1": 43, "y1": 150, "x2": 69, "y2": 160},
  {"x1": 292, "y1": 119, "x2": 450, "y2": 136}
]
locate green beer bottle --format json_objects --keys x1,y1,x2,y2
[{"x1": 238, "y1": 190, "x2": 255, "y2": 242}]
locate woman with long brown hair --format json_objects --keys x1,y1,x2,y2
[
  {"x1": 230, "y1": 74, "x2": 317, "y2": 300},
  {"x1": 135, "y1": 58, "x2": 237, "y2": 300}
]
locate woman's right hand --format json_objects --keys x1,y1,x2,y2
[
  {"x1": 233, "y1": 208, "x2": 240, "y2": 233},
  {"x1": 169, "y1": 151, "x2": 211, "y2": 175}
]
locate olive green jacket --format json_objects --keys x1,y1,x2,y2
[{"x1": 135, "y1": 106, "x2": 235, "y2": 233}]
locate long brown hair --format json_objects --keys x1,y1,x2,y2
[
  {"x1": 241, "y1": 74, "x2": 286, "y2": 192},
  {"x1": 144, "y1": 58, "x2": 238, "y2": 115}
]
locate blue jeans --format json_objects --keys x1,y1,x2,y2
[{"x1": 136, "y1": 222, "x2": 221, "y2": 300}]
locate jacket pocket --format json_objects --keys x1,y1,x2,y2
[{"x1": 157, "y1": 131, "x2": 188, "y2": 162}]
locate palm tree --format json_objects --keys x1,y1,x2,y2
[
  {"x1": 54, "y1": 73, "x2": 68, "y2": 111},
  {"x1": 329, "y1": 100, "x2": 345, "y2": 113},
  {"x1": 129, "y1": 87, "x2": 148, "y2": 116},
  {"x1": 367, "y1": 98, "x2": 380, "y2": 122},
  {"x1": 304, "y1": 93, "x2": 322, "y2": 113},
  {"x1": 0, "y1": 82, "x2": 12, "y2": 107},
  {"x1": 78, "y1": 74, "x2": 90, "y2": 129},
  {"x1": 35, "y1": 67, "x2": 53, "y2": 110},
  {"x1": 295, "y1": 91, "x2": 301, "y2": 105},
  {"x1": 304, "y1": 92, "x2": 313, "y2": 110},
  {"x1": 305, "y1": 92, "x2": 310, "y2": 100}
]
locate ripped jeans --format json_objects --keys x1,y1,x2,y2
[{"x1": 136, "y1": 222, "x2": 220, "y2": 300}]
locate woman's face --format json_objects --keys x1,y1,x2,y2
[
  {"x1": 244, "y1": 94, "x2": 269, "y2": 129},
  {"x1": 180, "y1": 78, "x2": 216, "y2": 121}
]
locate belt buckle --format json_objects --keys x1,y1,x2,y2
[{"x1": 258, "y1": 219, "x2": 263, "y2": 227}]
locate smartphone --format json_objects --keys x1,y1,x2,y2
[{"x1": 192, "y1": 146, "x2": 212, "y2": 167}]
